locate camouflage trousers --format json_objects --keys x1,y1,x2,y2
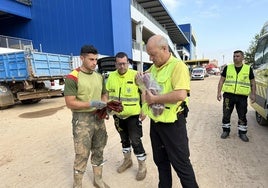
[{"x1": 72, "y1": 112, "x2": 108, "y2": 173}]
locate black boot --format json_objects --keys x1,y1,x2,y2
[
  {"x1": 221, "y1": 127, "x2": 230, "y2": 139},
  {"x1": 239, "y1": 134, "x2": 249, "y2": 142},
  {"x1": 221, "y1": 131, "x2": 229, "y2": 139}
]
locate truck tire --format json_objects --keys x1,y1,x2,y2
[{"x1": 255, "y1": 111, "x2": 268, "y2": 126}]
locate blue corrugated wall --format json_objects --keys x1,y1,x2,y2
[
  {"x1": 111, "y1": 0, "x2": 132, "y2": 58},
  {"x1": 179, "y1": 24, "x2": 191, "y2": 54},
  {"x1": 0, "y1": 0, "x2": 132, "y2": 57}
]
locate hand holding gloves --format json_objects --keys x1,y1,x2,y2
[
  {"x1": 89, "y1": 100, "x2": 107, "y2": 109},
  {"x1": 95, "y1": 100, "x2": 124, "y2": 119}
]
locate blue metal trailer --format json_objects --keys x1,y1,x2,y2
[{"x1": 0, "y1": 50, "x2": 72, "y2": 108}]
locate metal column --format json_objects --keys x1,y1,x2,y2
[{"x1": 136, "y1": 21, "x2": 143, "y2": 72}]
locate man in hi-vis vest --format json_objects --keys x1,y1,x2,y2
[
  {"x1": 217, "y1": 50, "x2": 256, "y2": 142},
  {"x1": 106, "y1": 52, "x2": 147, "y2": 181},
  {"x1": 142, "y1": 35, "x2": 198, "y2": 188}
]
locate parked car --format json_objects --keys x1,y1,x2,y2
[
  {"x1": 44, "y1": 79, "x2": 65, "y2": 96},
  {"x1": 191, "y1": 67, "x2": 206, "y2": 80}
]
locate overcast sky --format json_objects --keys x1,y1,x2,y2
[{"x1": 161, "y1": 0, "x2": 268, "y2": 65}]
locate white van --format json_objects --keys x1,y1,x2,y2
[{"x1": 191, "y1": 67, "x2": 206, "y2": 80}]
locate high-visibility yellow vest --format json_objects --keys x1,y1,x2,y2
[
  {"x1": 142, "y1": 58, "x2": 185, "y2": 123},
  {"x1": 106, "y1": 69, "x2": 141, "y2": 118},
  {"x1": 222, "y1": 64, "x2": 251, "y2": 96}
]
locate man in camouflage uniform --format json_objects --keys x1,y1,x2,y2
[{"x1": 64, "y1": 45, "x2": 109, "y2": 188}]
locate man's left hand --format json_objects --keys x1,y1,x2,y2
[
  {"x1": 145, "y1": 89, "x2": 156, "y2": 105},
  {"x1": 139, "y1": 112, "x2": 146, "y2": 121},
  {"x1": 250, "y1": 93, "x2": 256, "y2": 103}
]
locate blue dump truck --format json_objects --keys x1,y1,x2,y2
[{"x1": 0, "y1": 50, "x2": 72, "y2": 108}]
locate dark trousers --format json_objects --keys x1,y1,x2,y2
[
  {"x1": 222, "y1": 93, "x2": 248, "y2": 133},
  {"x1": 113, "y1": 115, "x2": 145, "y2": 155},
  {"x1": 150, "y1": 113, "x2": 198, "y2": 188}
]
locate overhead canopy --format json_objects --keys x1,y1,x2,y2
[
  {"x1": 185, "y1": 59, "x2": 210, "y2": 66},
  {"x1": 0, "y1": 0, "x2": 31, "y2": 22},
  {"x1": 136, "y1": 0, "x2": 189, "y2": 46}
]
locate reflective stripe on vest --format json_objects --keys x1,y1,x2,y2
[{"x1": 109, "y1": 96, "x2": 139, "y2": 102}]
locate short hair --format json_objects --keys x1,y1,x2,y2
[
  {"x1": 233, "y1": 50, "x2": 244, "y2": 56},
  {"x1": 115, "y1": 52, "x2": 128, "y2": 59},
  {"x1": 158, "y1": 36, "x2": 168, "y2": 47},
  {"x1": 80, "y1": 45, "x2": 98, "y2": 56}
]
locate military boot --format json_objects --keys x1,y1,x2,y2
[
  {"x1": 73, "y1": 170, "x2": 83, "y2": 188},
  {"x1": 239, "y1": 134, "x2": 249, "y2": 142},
  {"x1": 221, "y1": 131, "x2": 229, "y2": 139},
  {"x1": 117, "y1": 152, "x2": 133, "y2": 173},
  {"x1": 92, "y1": 166, "x2": 110, "y2": 188},
  {"x1": 136, "y1": 159, "x2": 147, "y2": 181}
]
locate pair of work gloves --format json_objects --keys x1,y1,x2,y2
[{"x1": 90, "y1": 100, "x2": 123, "y2": 119}]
